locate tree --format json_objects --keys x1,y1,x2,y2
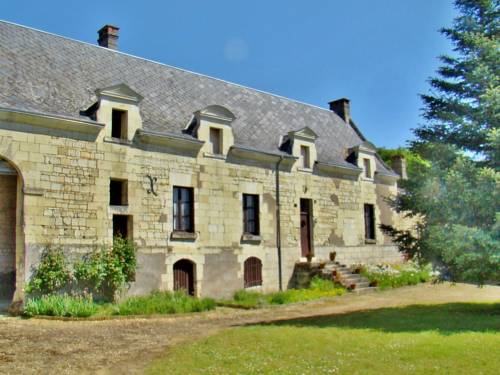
[
  {"x1": 383, "y1": 0, "x2": 500, "y2": 284},
  {"x1": 414, "y1": 0, "x2": 499, "y2": 166}
]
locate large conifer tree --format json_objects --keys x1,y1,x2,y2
[{"x1": 415, "y1": 0, "x2": 499, "y2": 165}]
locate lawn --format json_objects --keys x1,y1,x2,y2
[{"x1": 148, "y1": 302, "x2": 500, "y2": 375}]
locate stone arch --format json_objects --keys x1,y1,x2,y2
[
  {"x1": 173, "y1": 258, "x2": 196, "y2": 296},
  {"x1": 0, "y1": 156, "x2": 24, "y2": 306}
]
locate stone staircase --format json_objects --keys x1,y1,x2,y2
[{"x1": 321, "y1": 262, "x2": 377, "y2": 293}]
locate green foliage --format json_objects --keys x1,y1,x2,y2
[
  {"x1": 360, "y1": 262, "x2": 432, "y2": 290},
  {"x1": 23, "y1": 293, "x2": 100, "y2": 317},
  {"x1": 424, "y1": 224, "x2": 500, "y2": 284},
  {"x1": 385, "y1": 145, "x2": 500, "y2": 283},
  {"x1": 73, "y1": 236, "x2": 137, "y2": 300},
  {"x1": 414, "y1": 0, "x2": 499, "y2": 164},
  {"x1": 26, "y1": 237, "x2": 136, "y2": 301},
  {"x1": 222, "y1": 277, "x2": 345, "y2": 308},
  {"x1": 377, "y1": 147, "x2": 430, "y2": 176},
  {"x1": 114, "y1": 291, "x2": 216, "y2": 316},
  {"x1": 25, "y1": 247, "x2": 71, "y2": 295}
]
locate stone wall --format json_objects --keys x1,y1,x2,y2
[{"x1": 0, "y1": 115, "x2": 409, "y2": 300}]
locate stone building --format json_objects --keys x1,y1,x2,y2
[{"x1": 0, "y1": 21, "x2": 407, "y2": 303}]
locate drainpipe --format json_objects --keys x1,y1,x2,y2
[{"x1": 276, "y1": 156, "x2": 284, "y2": 291}]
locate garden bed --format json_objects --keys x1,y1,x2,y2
[
  {"x1": 23, "y1": 291, "x2": 216, "y2": 318},
  {"x1": 218, "y1": 276, "x2": 345, "y2": 309},
  {"x1": 359, "y1": 261, "x2": 433, "y2": 289}
]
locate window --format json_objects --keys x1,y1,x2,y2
[
  {"x1": 173, "y1": 186, "x2": 194, "y2": 232},
  {"x1": 364, "y1": 204, "x2": 375, "y2": 240},
  {"x1": 300, "y1": 145, "x2": 310, "y2": 169},
  {"x1": 113, "y1": 215, "x2": 132, "y2": 240},
  {"x1": 111, "y1": 109, "x2": 127, "y2": 139},
  {"x1": 243, "y1": 194, "x2": 260, "y2": 235},
  {"x1": 244, "y1": 257, "x2": 262, "y2": 288},
  {"x1": 363, "y1": 158, "x2": 372, "y2": 178},
  {"x1": 109, "y1": 179, "x2": 128, "y2": 205},
  {"x1": 209, "y1": 127, "x2": 222, "y2": 155}
]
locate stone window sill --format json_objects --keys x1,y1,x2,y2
[
  {"x1": 241, "y1": 233, "x2": 262, "y2": 243},
  {"x1": 361, "y1": 177, "x2": 374, "y2": 182},
  {"x1": 298, "y1": 167, "x2": 313, "y2": 173},
  {"x1": 104, "y1": 136, "x2": 133, "y2": 146},
  {"x1": 203, "y1": 152, "x2": 226, "y2": 160},
  {"x1": 171, "y1": 231, "x2": 197, "y2": 241},
  {"x1": 365, "y1": 238, "x2": 376, "y2": 244}
]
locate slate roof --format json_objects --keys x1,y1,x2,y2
[{"x1": 0, "y1": 20, "x2": 395, "y2": 175}]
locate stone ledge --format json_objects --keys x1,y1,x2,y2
[
  {"x1": 170, "y1": 231, "x2": 197, "y2": 241},
  {"x1": 240, "y1": 233, "x2": 262, "y2": 244}
]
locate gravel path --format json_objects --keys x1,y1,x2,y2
[{"x1": 0, "y1": 283, "x2": 498, "y2": 375}]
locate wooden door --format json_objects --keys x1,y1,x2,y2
[
  {"x1": 300, "y1": 199, "x2": 312, "y2": 258},
  {"x1": 173, "y1": 259, "x2": 195, "y2": 295}
]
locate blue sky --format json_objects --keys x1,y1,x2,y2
[{"x1": 2, "y1": 0, "x2": 456, "y2": 148}]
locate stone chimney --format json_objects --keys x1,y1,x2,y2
[
  {"x1": 98, "y1": 25, "x2": 119, "y2": 49},
  {"x1": 329, "y1": 98, "x2": 351, "y2": 124},
  {"x1": 391, "y1": 155, "x2": 407, "y2": 179}
]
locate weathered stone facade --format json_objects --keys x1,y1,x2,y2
[{"x1": 0, "y1": 21, "x2": 410, "y2": 302}]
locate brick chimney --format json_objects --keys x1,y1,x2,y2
[
  {"x1": 98, "y1": 25, "x2": 119, "y2": 49},
  {"x1": 329, "y1": 98, "x2": 351, "y2": 124},
  {"x1": 391, "y1": 155, "x2": 407, "y2": 179}
]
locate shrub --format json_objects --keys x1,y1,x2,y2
[
  {"x1": 73, "y1": 237, "x2": 137, "y2": 300},
  {"x1": 25, "y1": 247, "x2": 72, "y2": 295},
  {"x1": 115, "y1": 291, "x2": 216, "y2": 316},
  {"x1": 23, "y1": 293, "x2": 99, "y2": 317}
]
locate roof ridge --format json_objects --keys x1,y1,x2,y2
[{"x1": 0, "y1": 19, "x2": 339, "y2": 116}]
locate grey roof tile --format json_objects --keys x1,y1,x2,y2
[{"x1": 0, "y1": 20, "x2": 393, "y2": 174}]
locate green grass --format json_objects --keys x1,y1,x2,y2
[
  {"x1": 219, "y1": 276, "x2": 345, "y2": 309},
  {"x1": 23, "y1": 291, "x2": 216, "y2": 317},
  {"x1": 148, "y1": 303, "x2": 500, "y2": 375}
]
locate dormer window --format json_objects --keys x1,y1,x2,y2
[
  {"x1": 187, "y1": 105, "x2": 236, "y2": 158},
  {"x1": 94, "y1": 83, "x2": 143, "y2": 143},
  {"x1": 209, "y1": 127, "x2": 222, "y2": 155},
  {"x1": 283, "y1": 127, "x2": 318, "y2": 171},
  {"x1": 301, "y1": 145, "x2": 311, "y2": 169},
  {"x1": 112, "y1": 109, "x2": 127, "y2": 139},
  {"x1": 363, "y1": 158, "x2": 371, "y2": 178}
]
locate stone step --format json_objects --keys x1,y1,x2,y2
[{"x1": 350, "y1": 286, "x2": 378, "y2": 294}]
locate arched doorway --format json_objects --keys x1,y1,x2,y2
[
  {"x1": 0, "y1": 158, "x2": 19, "y2": 304},
  {"x1": 173, "y1": 259, "x2": 195, "y2": 296}
]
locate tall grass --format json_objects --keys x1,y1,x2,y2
[
  {"x1": 24, "y1": 294, "x2": 100, "y2": 317},
  {"x1": 115, "y1": 291, "x2": 216, "y2": 316}
]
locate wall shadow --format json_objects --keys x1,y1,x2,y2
[{"x1": 254, "y1": 303, "x2": 500, "y2": 335}]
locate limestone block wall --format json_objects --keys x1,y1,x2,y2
[{"x1": 0, "y1": 117, "x2": 408, "y2": 300}]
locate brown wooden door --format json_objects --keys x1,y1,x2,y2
[
  {"x1": 173, "y1": 259, "x2": 195, "y2": 295},
  {"x1": 300, "y1": 199, "x2": 312, "y2": 258}
]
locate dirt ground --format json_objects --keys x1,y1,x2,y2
[{"x1": 0, "y1": 283, "x2": 498, "y2": 375}]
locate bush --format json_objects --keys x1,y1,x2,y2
[
  {"x1": 23, "y1": 293, "x2": 99, "y2": 317},
  {"x1": 115, "y1": 291, "x2": 216, "y2": 316},
  {"x1": 361, "y1": 262, "x2": 432, "y2": 289},
  {"x1": 73, "y1": 237, "x2": 137, "y2": 300},
  {"x1": 25, "y1": 247, "x2": 71, "y2": 295}
]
